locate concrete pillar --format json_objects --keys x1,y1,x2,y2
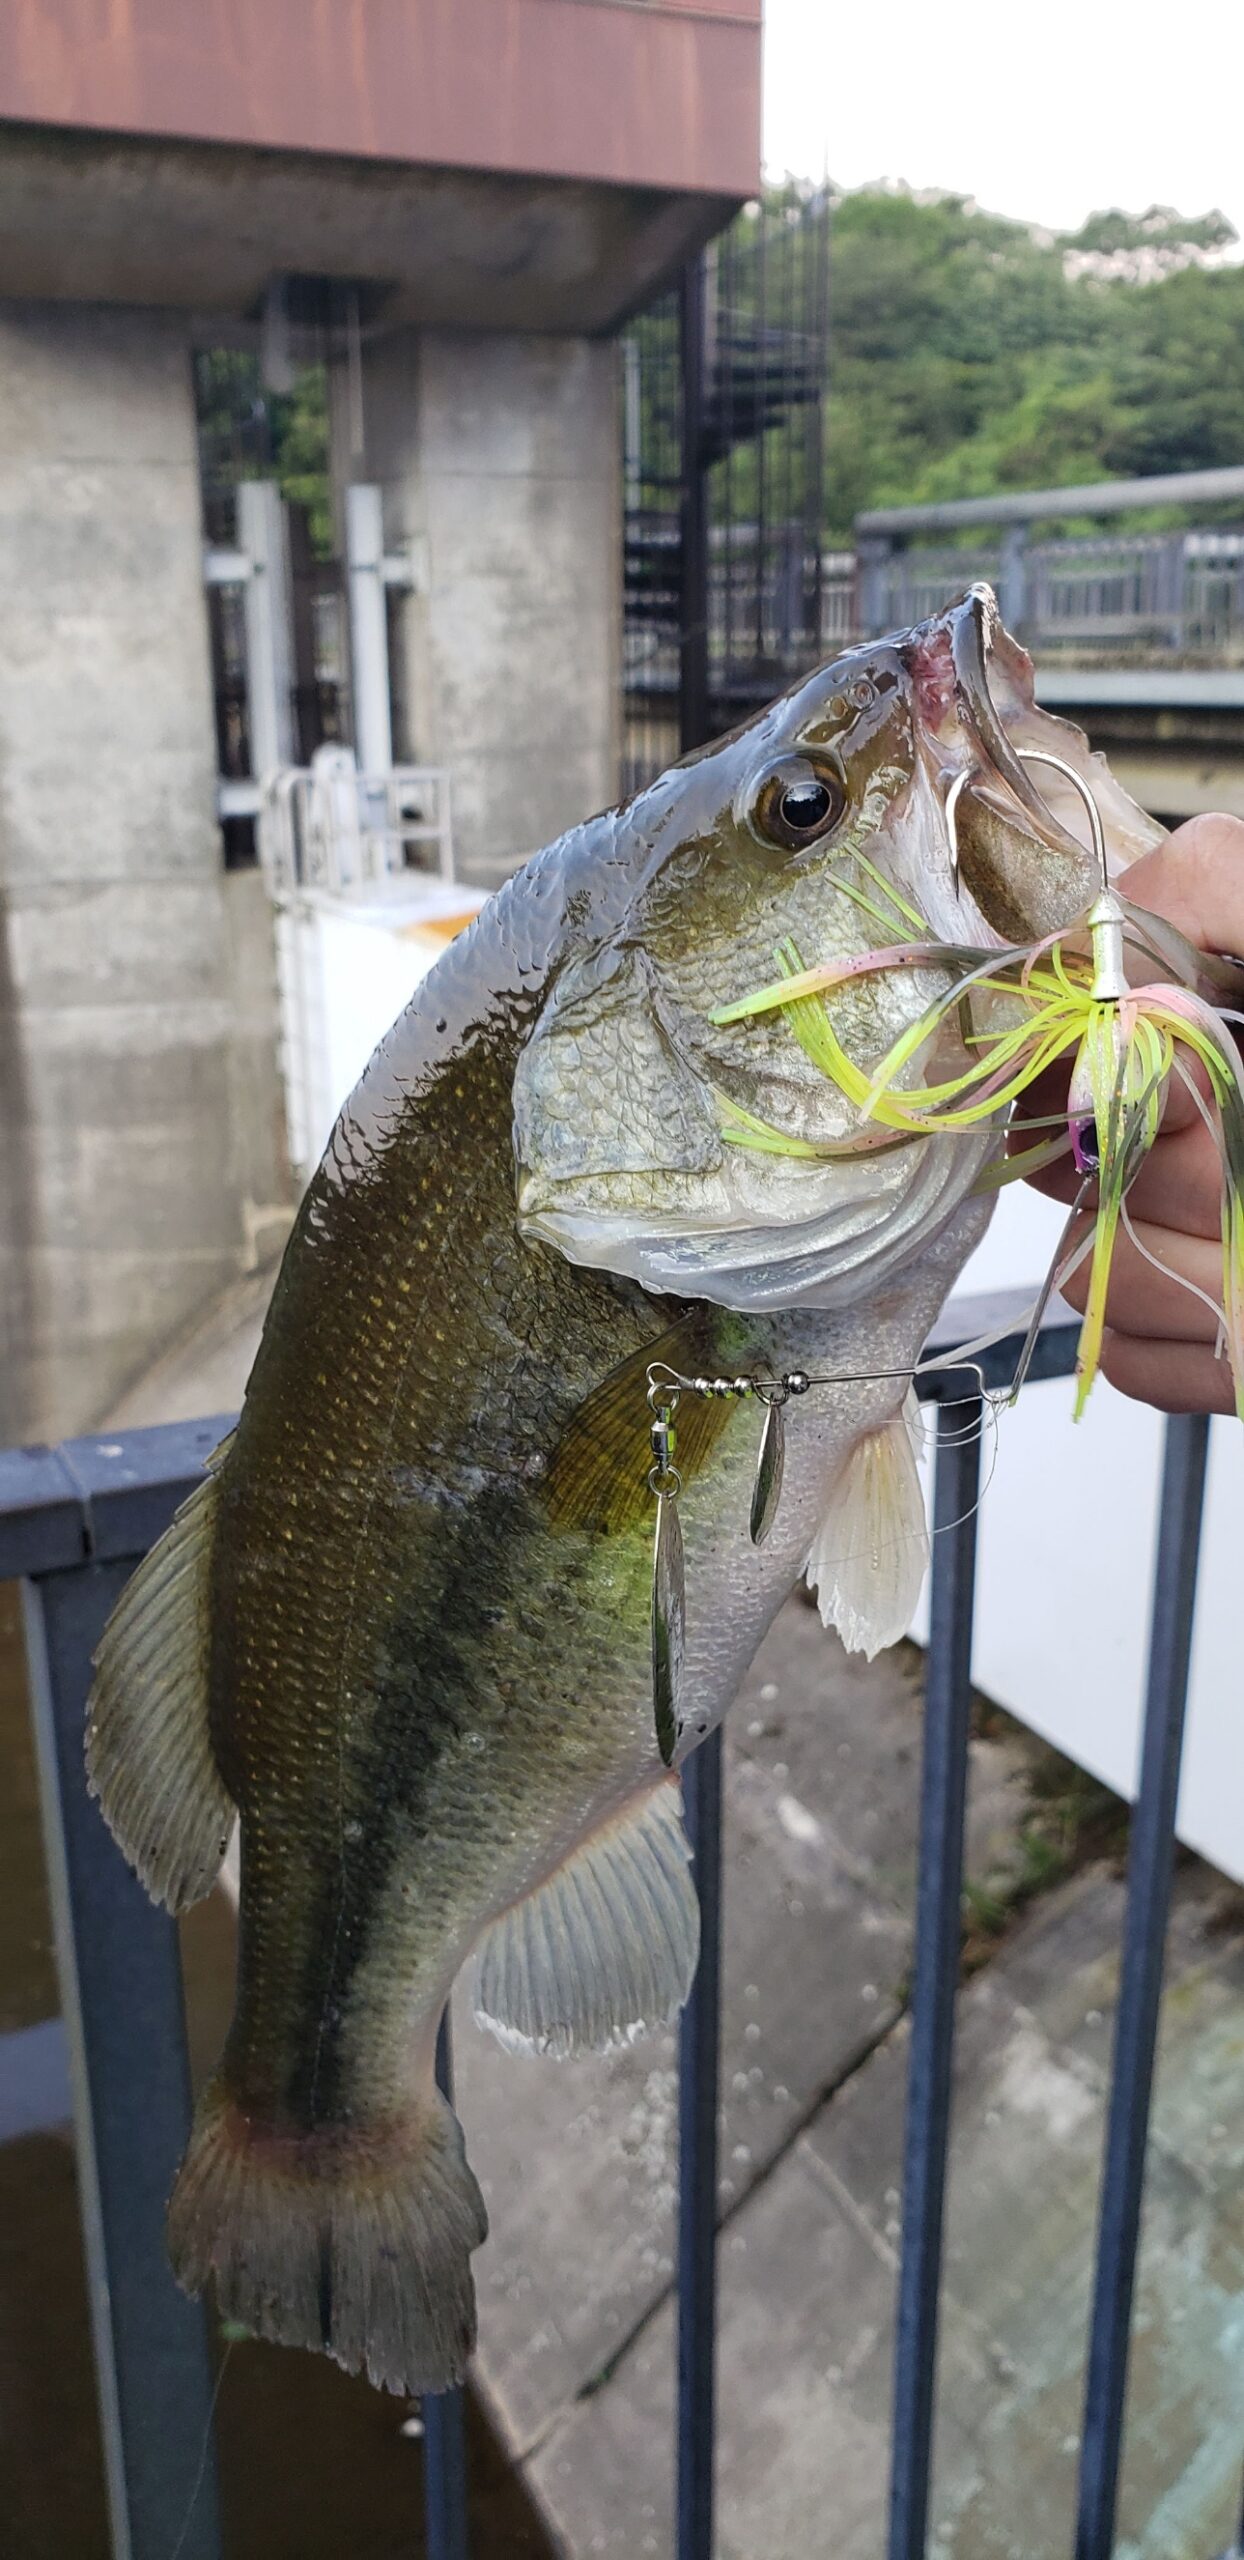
[
  {"x1": 0, "y1": 303, "x2": 290, "y2": 1444},
  {"x1": 360, "y1": 329, "x2": 622, "y2": 886}
]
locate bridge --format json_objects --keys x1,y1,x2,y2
[{"x1": 849, "y1": 465, "x2": 1244, "y2": 824}]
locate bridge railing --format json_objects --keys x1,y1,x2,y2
[
  {"x1": 2, "y1": 1294, "x2": 1241, "y2": 2557},
  {"x1": 850, "y1": 463, "x2": 1244, "y2": 664}
]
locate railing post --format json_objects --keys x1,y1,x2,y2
[
  {"x1": 1074, "y1": 1412, "x2": 1211, "y2": 2560},
  {"x1": 856, "y1": 534, "x2": 892, "y2": 638},
  {"x1": 23, "y1": 1559, "x2": 223, "y2": 2560},
  {"x1": 998, "y1": 523, "x2": 1028, "y2": 637},
  {"x1": 887, "y1": 1396, "x2": 983, "y2": 2560},
  {"x1": 677, "y1": 1723, "x2": 724, "y2": 2560},
  {"x1": 1167, "y1": 528, "x2": 1187, "y2": 654},
  {"x1": 423, "y1": 2008, "x2": 470, "y2": 2560}
]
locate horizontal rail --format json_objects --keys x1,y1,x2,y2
[
  {"x1": 0, "y1": 1413, "x2": 235, "y2": 1578},
  {"x1": 1033, "y1": 666, "x2": 1244, "y2": 709},
  {"x1": 0, "y1": 1296, "x2": 1078, "y2": 1583},
  {"x1": 857, "y1": 463, "x2": 1244, "y2": 536}
]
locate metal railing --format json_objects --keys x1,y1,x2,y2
[
  {"x1": 851, "y1": 466, "x2": 1244, "y2": 668},
  {"x1": 849, "y1": 530, "x2": 1244, "y2": 663},
  {"x1": 0, "y1": 1294, "x2": 1235, "y2": 2559}
]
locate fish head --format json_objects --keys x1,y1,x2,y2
[{"x1": 513, "y1": 584, "x2": 1161, "y2": 1312}]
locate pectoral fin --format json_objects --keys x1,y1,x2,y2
[
  {"x1": 545, "y1": 1322, "x2": 738, "y2": 1535},
  {"x1": 472, "y1": 1778, "x2": 699, "y2": 2057},
  {"x1": 805, "y1": 1395, "x2": 929, "y2": 1659},
  {"x1": 86, "y1": 1451, "x2": 235, "y2": 1911}
]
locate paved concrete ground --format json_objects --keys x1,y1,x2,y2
[
  {"x1": 457, "y1": 1602, "x2": 1244, "y2": 2560},
  {"x1": 106, "y1": 1277, "x2": 1244, "y2": 2560}
]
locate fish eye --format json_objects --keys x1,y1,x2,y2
[{"x1": 752, "y1": 756, "x2": 847, "y2": 854}]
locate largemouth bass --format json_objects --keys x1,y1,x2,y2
[{"x1": 87, "y1": 586, "x2": 1160, "y2": 2397}]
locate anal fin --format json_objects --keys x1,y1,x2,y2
[
  {"x1": 472, "y1": 1778, "x2": 699, "y2": 2058},
  {"x1": 87, "y1": 1460, "x2": 234, "y2": 1911}
]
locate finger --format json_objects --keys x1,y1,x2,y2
[
  {"x1": 1098, "y1": 1328, "x2": 1239, "y2": 1417},
  {"x1": 1008, "y1": 1050, "x2": 1206, "y2": 1156},
  {"x1": 1055, "y1": 1212, "x2": 1223, "y2": 1342},
  {"x1": 1020, "y1": 1117, "x2": 1224, "y2": 1231},
  {"x1": 1119, "y1": 814, "x2": 1244, "y2": 960},
  {"x1": 1107, "y1": 1122, "x2": 1223, "y2": 1238}
]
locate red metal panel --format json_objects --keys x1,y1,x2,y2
[{"x1": 3, "y1": 0, "x2": 762, "y2": 198}]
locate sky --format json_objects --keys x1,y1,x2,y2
[{"x1": 763, "y1": 0, "x2": 1244, "y2": 245}]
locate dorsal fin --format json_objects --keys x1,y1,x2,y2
[
  {"x1": 87, "y1": 1459, "x2": 235, "y2": 1911},
  {"x1": 545, "y1": 1322, "x2": 739, "y2": 1534},
  {"x1": 472, "y1": 1778, "x2": 699, "y2": 2057}
]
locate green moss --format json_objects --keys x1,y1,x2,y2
[{"x1": 961, "y1": 1704, "x2": 1130, "y2": 1975}]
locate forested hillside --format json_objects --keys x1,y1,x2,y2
[{"x1": 825, "y1": 190, "x2": 1244, "y2": 535}]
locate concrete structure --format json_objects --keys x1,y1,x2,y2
[
  {"x1": 365, "y1": 329, "x2": 623, "y2": 882},
  {"x1": 0, "y1": 300, "x2": 292, "y2": 1444},
  {"x1": 0, "y1": 0, "x2": 761, "y2": 1440}
]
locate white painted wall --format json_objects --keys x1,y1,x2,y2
[{"x1": 915, "y1": 1187, "x2": 1244, "y2": 1882}]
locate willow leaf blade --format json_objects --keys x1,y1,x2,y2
[
  {"x1": 652, "y1": 1491, "x2": 685, "y2": 1767},
  {"x1": 749, "y1": 1398, "x2": 786, "y2": 1547}
]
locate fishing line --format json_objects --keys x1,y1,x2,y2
[
  {"x1": 644, "y1": 1349, "x2": 1022, "y2": 1758},
  {"x1": 1119, "y1": 1194, "x2": 1230, "y2": 1354},
  {"x1": 926, "y1": 1394, "x2": 1005, "y2": 1536},
  {"x1": 165, "y1": 2337, "x2": 234, "y2": 2560},
  {"x1": 799, "y1": 1397, "x2": 1005, "y2": 1579}
]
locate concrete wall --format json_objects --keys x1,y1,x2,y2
[
  {"x1": 362, "y1": 329, "x2": 622, "y2": 885},
  {"x1": 0, "y1": 301, "x2": 290, "y2": 1445}
]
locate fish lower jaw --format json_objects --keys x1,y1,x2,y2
[{"x1": 518, "y1": 1130, "x2": 998, "y2": 1315}]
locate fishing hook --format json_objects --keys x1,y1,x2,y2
[
  {"x1": 943, "y1": 747, "x2": 1109, "y2": 900},
  {"x1": 1016, "y1": 745, "x2": 1110, "y2": 894}
]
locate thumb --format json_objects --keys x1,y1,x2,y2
[{"x1": 1119, "y1": 813, "x2": 1244, "y2": 960}]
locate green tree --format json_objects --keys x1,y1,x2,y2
[
  {"x1": 815, "y1": 183, "x2": 1244, "y2": 536},
  {"x1": 194, "y1": 352, "x2": 333, "y2": 554}
]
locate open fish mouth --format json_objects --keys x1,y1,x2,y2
[
  {"x1": 922, "y1": 582, "x2": 1162, "y2": 942},
  {"x1": 946, "y1": 584, "x2": 1065, "y2": 839}
]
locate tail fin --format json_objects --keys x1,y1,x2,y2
[{"x1": 166, "y1": 2079, "x2": 488, "y2": 2396}]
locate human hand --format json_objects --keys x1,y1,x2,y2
[{"x1": 1017, "y1": 812, "x2": 1244, "y2": 1414}]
